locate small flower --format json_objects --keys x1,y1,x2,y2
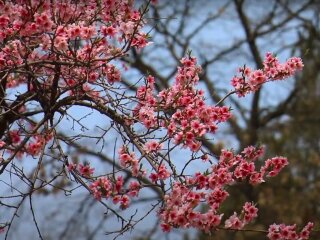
[
  {"x1": 144, "y1": 140, "x2": 162, "y2": 153},
  {"x1": 78, "y1": 163, "x2": 94, "y2": 177}
]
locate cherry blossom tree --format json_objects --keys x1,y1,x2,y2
[{"x1": 0, "y1": 0, "x2": 316, "y2": 239}]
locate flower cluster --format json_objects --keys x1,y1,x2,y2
[
  {"x1": 67, "y1": 162, "x2": 95, "y2": 177},
  {"x1": 26, "y1": 135, "x2": 46, "y2": 156},
  {"x1": 118, "y1": 146, "x2": 146, "y2": 177},
  {"x1": 159, "y1": 146, "x2": 291, "y2": 232},
  {"x1": 67, "y1": 161, "x2": 141, "y2": 210},
  {"x1": 231, "y1": 52, "x2": 304, "y2": 96},
  {"x1": 78, "y1": 163, "x2": 95, "y2": 177},
  {"x1": 135, "y1": 57, "x2": 231, "y2": 151},
  {"x1": 219, "y1": 146, "x2": 288, "y2": 185},
  {"x1": 0, "y1": 0, "x2": 150, "y2": 161},
  {"x1": 90, "y1": 176, "x2": 141, "y2": 209},
  {"x1": 159, "y1": 183, "x2": 223, "y2": 233},
  {"x1": 144, "y1": 140, "x2": 163, "y2": 153},
  {"x1": 225, "y1": 202, "x2": 258, "y2": 229},
  {"x1": 264, "y1": 53, "x2": 304, "y2": 80},
  {"x1": 149, "y1": 164, "x2": 171, "y2": 183},
  {"x1": 267, "y1": 222, "x2": 314, "y2": 240},
  {"x1": 6, "y1": 129, "x2": 52, "y2": 158},
  {"x1": 0, "y1": 0, "x2": 147, "y2": 73}
]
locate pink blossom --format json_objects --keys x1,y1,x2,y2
[
  {"x1": 243, "y1": 202, "x2": 258, "y2": 223},
  {"x1": 232, "y1": 52, "x2": 304, "y2": 96},
  {"x1": 105, "y1": 64, "x2": 121, "y2": 84},
  {"x1": 267, "y1": 222, "x2": 313, "y2": 240},
  {"x1": 144, "y1": 140, "x2": 163, "y2": 153},
  {"x1": 120, "y1": 195, "x2": 130, "y2": 209},
  {"x1": 114, "y1": 176, "x2": 124, "y2": 193},
  {"x1": 225, "y1": 212, "x2": 244, "y2": 229},
  {"x1": 161, "y1": 223, "x2": 171, "y2": 232},
  {"x1": 101, "y1": 26, "x2": 117, "y2": 38},
  {"x1": 78, "y1": 163, "x2": 94, "y2": 177},
  {"x1": 262, "y1": 156, "x2": 288, "y2": 177},
  {"x1": 54, "y1": 36, "x2": 68, "y2": 51},
  {"x1": 90, "y1": 177, "x2": 112, "y2": 200},
  {"x1": 128, "y1": 181, "x2": 140, "y2": 197}
]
